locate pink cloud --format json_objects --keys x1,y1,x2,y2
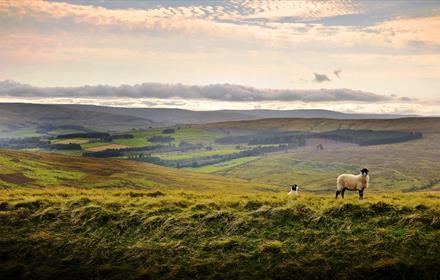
[{"x1": 1, "y1": 0, "x2": 439, "y2": 51}]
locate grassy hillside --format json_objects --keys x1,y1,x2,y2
[
  {"x1": 0, "y1": 149, "x2": 276, "y2": 193},
  {"x1": 183, "y1": 118, "x2": 440, "y2": 192},
  {"x1": 0, "y1": 103, "x2": 155, "y2": 138},
  {"x1": 1, "y1": 188, "x2": 439, "y2": 279},
  {"x1": 0, "y1": 149, "x2": 439, "y2": 279},
  {"x1": 214, "y1": 134, "x2": 440, "y2": 192},
  {"x1": 3, "y1": 128, "x2": 440, "y2": 193},
  {"x1": 194, "y1": 117, "x2": 440, "y2": 133}
]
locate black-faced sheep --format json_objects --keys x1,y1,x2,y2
[
  {"x1": 336, "y1": 168, "x2": 369, "y2": 200},
  {"x1": 288, "y1": 184, "x2": 299, "y2": 195}
]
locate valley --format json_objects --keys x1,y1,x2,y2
[{"x1": 1, "y1": 104, "x2": 440, "y2": 279}]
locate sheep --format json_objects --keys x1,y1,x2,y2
[
  {"x1": 288, "y1": 184, "x2": 299, "y2": 195},
  {"x1": 336, "y1": 168, "x2": 369, "y2": 200}
]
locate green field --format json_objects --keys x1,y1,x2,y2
[
  {"x1": 154, "y1": 146, "x2": 241, "y2": 160},
  {"x1": 0, "y1": 127, "x2": 43, "y2": 139},
  {"x1": 75, "y1": 127, "x2": 224, "y2": 149},
  {"x1": 186, "y1": 156, "x2": 260, "y2": 173},
  {"x1": 46, "y1": 127, "x2": 252, "y2": 167},
  {"x1": 111, "y1": 127, "x2": 223, "y2": 147}
]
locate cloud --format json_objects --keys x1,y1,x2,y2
[
  {"x1": 0, "y1": 80, "x2": 391, "y2": 103},
  {"x1": 1, "y1": 0, "x2": 439, "y2": 53},
  {"x1": 333, "y1": 70, "x2": 342, "y2": 78},
  {"x1": 0, "y1": 0, "x2": 360, "y2": 27},
  {"x1": 229, "y1": 1, "x2": 361, "y2": 21},
  {"x1": 313, "y1": 73, "x2": 331, "y2": 83},
  {"x1": 373, "y1": 16, "x2": 440, "y2": 48},
  {"x1": 399, "y1": 96, "x2": 415, "y2": 102}
]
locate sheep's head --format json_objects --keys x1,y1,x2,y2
[
  {"x1": 291, "y1": 184, "x2": 298, "y2": 191},
  {"x1": 361, "y1": 168, "x2": 369, "y2": 176}
]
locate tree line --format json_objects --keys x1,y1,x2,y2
[{"x1": 215, "y1": 129, "x2": 422, "y2": 146}]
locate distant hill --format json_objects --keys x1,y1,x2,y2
[
  {"x1": 221, "y1": 109, "x2": 417, "y2": 120},
  {"x1": 194, "y1": 117, "x2": 440, "y2": 133},
  {"x1": 61, "y1": 104, "x2": 256, "y2": 124},
  {"x1": 0, "y1": 103, "x2": 421, "y2": 135},
  {"x1": 0, "y1": 103, "x2": 156, "y2": 134},
  {"x1": 62, "y1": 105, "x2": 417, "y2": 123}
]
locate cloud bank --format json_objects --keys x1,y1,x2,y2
[{"x1": 0, "y1": 80, "x2": 391, "y2": 103}]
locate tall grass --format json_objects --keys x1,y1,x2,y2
[{"x1": 1, "y1": 188, "x2": 439, "y2": 279}]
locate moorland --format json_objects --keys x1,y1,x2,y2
[{"x1": 1, "y1": 103, "x2": 440, "y2": 279}]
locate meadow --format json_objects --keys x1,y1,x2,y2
[{"x1": 1, "y1": 187, "x2": 439, "y2": 279}]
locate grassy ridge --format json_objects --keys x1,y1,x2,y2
[{"x1": 0, "y1": 188, "x2": 439, "y2": 279}]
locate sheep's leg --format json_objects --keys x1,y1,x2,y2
[
  {"x1": 358, "y1": 190, "x2": 364, "y2": 200},
  {"x1": 336, "y1": 190, "x2": 340, "y2": 199},
  {"x1": 341, "y1": 188, "x2": 346, "y2": 198}
]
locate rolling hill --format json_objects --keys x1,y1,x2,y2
[
  {"x1": 0, "y1": 103, "x2": 422, "y2": 138},
  {"x1": 214, "y1": 133, "x2": 440, "y2": 193},
  {"x1": 194, "y1": 117, "x2": 440, "y2": 133},
  {"x1": 0, "y1": 103, "x2": 156, "y2": 135},
  {"x1": 0, "y1": 148, "x2": 275, "y2": 193},
  {"x1": 189, "y1": 118, "x2": 440, "y2": 192},
  {"x1": 63, "y1": 105, "x2": 416, "y2": 123}
]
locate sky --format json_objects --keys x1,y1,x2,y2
[{"x1": 0, "y1": 0, "x2": 439, "y2": 114}]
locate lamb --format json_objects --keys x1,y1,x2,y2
[
  {"x1": 336, "y1": 168, "x2": 369, "y2": 200},
  {"x1": 288, "y1": 184, "x2": 299, "y2": 195}
]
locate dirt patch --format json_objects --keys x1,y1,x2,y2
[
  {"x1": 0, "y1": 172, "x2": 35, "y2": 184},
  {"x1": 86, "y1": 144, "x2": 129, "y2": 152}
]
